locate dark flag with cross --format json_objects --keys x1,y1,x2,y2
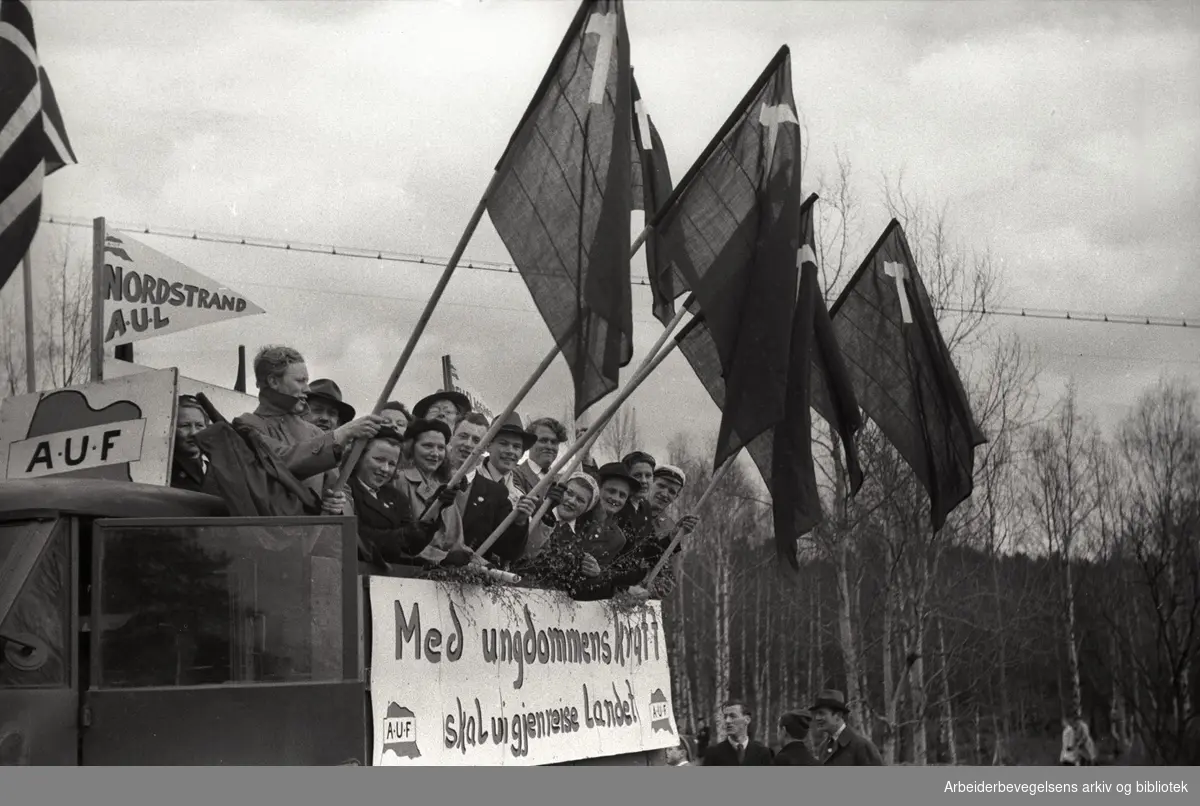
[
  {"x1": 1, "y1": 0, "x2": 77, "y2": 292},
  {"x1": 674, "y1": 194, "x2": 865, "y2": 566},
  {"x1": 630, "y1": 71, "x2": 686, "y2": 325},
  {"x1": 647, "y1": 46, "x2": 802, "y2": 469},
  {"x1": 486, "y1": 0, "x2": 633, "y2": 418},
  {"x1": 829, "y1": 220, "x2": 986, "y2": 531}
]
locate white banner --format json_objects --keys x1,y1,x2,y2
[
  {"x1": 368, "y1": 577, "x2": 679, "y2": 766},
  {"x1": 0, "y1": 368, "x2": 178, "y2": 485},
  {"x1": 101, "y1": 229, "x2": 265, "y2": 346}
]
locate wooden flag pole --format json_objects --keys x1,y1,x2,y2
[
  {"x1": 22, "y1": 253, "x2": 35, "y2": 393},
  {"x1": 328, "y1": 170, "x2": 503, "y2": 494},
  {"x1": 417, "y1": 337, "x2": 565, "y2": 521},
  {"x1": 88, "y1": 218, "x2": 106, "y2": 382},
  {"x1": 629, "y1": 223, "x2": 652, "y2": 258},
  {"x1": 473, "y1": 313, "x2": 687, "y2": 558},
  {"x1": 641, "y1": 452, "x2": 737, "y2": 587}
]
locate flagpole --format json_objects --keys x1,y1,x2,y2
[
  {"x1": 416, "y1": 337, "x2": 565, "y2": 521},
  {"x1": 21, "y1": 253, "x2": 36, "y2": 393},
  {"x1": 473, "y1": 311, "x2": 688, "y2": 558},
  {"x1": 89, "y1": 217, "x2": 106, "y2": 382},
  {"x1": 641, "y1": 453, "x2": 737, "y2": 587},
  {"x1": 327, "y1": 170, "x2": 503, "y2": 494}
]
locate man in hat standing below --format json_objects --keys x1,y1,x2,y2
[
  {"x1": 476, "y1": 412, "x2": 535, "y2": 505},
  {"x1": 811, "y1": 690, "x2": 883, "y2": 766},
  {"x1": 303, "y1": 379, "x2": 356, "y2": 434},
  {"x1": 773, "y1": 710, "x2": 818, "y2": 766},
  {"x1": 413, "y1": 390, "x2": 471, "y2": 431},
  {"x1": 700, "y1": 702, "x2": 774, "y2": 766}
]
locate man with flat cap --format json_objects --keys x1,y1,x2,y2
[
  {"x1": 303, "y1": 379, "x2": 356, "y2": 434},
  {"x1": 476, "y1": 411, "x2": 535, "y2": 505},
  {"x1": 413, "y1": 390, "x2": 471, "y2": 430},
  {"x1": 773, "y1": 709, "x2": 818, "y2": 766},
  {"x1": 811, "y1": 690, "x2": 883, "y2": 766},
  {"x1": 616, "y1": 450, "x2": 656, "y2": 536}
]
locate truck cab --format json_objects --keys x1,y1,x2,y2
[{"x1": 0, "y1": 478, "x2": 670, "y2": 766}]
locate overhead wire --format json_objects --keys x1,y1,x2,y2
[{"x1": 39, "y1": 213, "x2": 1200, "y2": 331}]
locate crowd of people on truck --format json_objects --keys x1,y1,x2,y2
[{"x1": 169, "y1": 345, "x2": 698, "y2": 602}]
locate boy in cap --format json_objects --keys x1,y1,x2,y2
[
  {"x1": 773, "y1": 710, "x2": 817, "y2": 766},
  {"x1": 476, "y1": 412, "x2": 536, "y2": 505}
]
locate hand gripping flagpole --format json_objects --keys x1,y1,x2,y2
[
  {"x1": 328, "y1": 170, "x2": 504, "y2": 495},
  {"x1": 641, "y1": 452, "x2": 737, "y2": 588},
  {"x1": 473, "y1": 298, "x2": 690, "y2": 559}
]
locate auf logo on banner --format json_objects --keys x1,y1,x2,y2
[{"x1": 382, "y1": 703, "x2": 421, "y2": 760}]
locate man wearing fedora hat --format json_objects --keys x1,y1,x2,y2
[
  {"x1": 303, "y1": 379, "x2": 356, "y2": 434},
  {"x1": 811, "y1": 690, "x2": 882, "y2": 766},
  {"x1": 477, "y1": 412, "x2": 536, "y2": 505},
  {"x1": 413, "y1": 390, "x2": 471, "y2": 430},
  {"x1": 773, "y1": 709, "x2": 818, "y2": 766}
]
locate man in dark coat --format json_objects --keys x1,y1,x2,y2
[
  {"x1": 171, "y1": 395, "x2": 210, "y2": 493},
  {"x1": 811, "y1": 690, "x2": 883, "y2": 766},
  {"x1": 773, "y1": 709, "x2": 818, "y2": 766},
  {"x1": 701, "y1": 702, "x2": 774, "y2": 766}
]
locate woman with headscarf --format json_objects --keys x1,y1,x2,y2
[
  {"x1": 574, "y1": 462, "x2": 637, "y2": 564},
  {"x1": 514, "y1": 472, "x2": 605, "y2": 596},
  {"x1": 319, "y1": 426, "x2": 454, "y2": 572}
]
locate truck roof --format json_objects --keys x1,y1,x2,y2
[{"x1": 0, "y1": 478, "x2": 229, "y2": 521}]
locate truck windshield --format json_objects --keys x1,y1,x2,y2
[
  {"x1": 0, "y1": 519, "x2": 69, "y2": 689},
  {"x1": 92, "y1": 520, "x2": 349, "y2": 689}
]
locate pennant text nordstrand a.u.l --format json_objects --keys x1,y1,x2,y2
[{"x1": 100, "y1": 229, "x2": 265, "y2": 346}]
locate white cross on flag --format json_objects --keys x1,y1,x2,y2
[
  {"x1": 586, "y1": 10, "x2": 619, "y2": 106},
  {"x1": 758, "y1": 102, "x2": 798, "y2": 176},
  {"x1": 883, "y1": 261, "x2": 913, "y2": 323}
]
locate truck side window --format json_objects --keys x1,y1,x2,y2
[
  {"x1": 92, "y1": 521, "x2": 347, "y2": 689},
  {"x1": 0, "y1": 521, "x2": 69, "y2": 689}
]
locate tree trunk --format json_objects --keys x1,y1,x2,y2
[
  {"x1": 1062, "y1": 554, "x2": 1084, "y2": 718},
  {"x1": 905, "y1": 552, "x2": 929, "y2": 765},
  {"x1": 835, "y1": 537, "x2": 865, "y2": 733},
  {"x1": 881, "y1": 560, "x2": 899, "y2": 765},
  {"x1": 990, "y1": 535, "x2": 1011, "y2": 763},
  {"x1": 714, "y1": 537, "x2": 732, "y2": 726},
  {"x1": 938, "y1": 617, "x2": 957, "y2": 765},
  {"x1": 815, "y1": 577, "x2": 825, "y2": 693}
]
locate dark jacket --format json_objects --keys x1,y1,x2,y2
[
  {"x1": 773, "y1": 740, "x2": 818, "y2": 766},
  {"x1": 819, "y1": 726, "x2": 883, "y2": 766},
  {"x1": 458, "y1": 474, "x2": 529, "y2": 563},
  {"x1": 574, "y1": 527, "x2": 677, "y2": 601},
  {"x1": 233, "y1": 397, "x2": 341, "y2": 496},
  {"x1": 193, "y1": 423, "x2": 322, "y2": 517},
  {"x1": 511, "y1": 459, "x2": 548, "y2": 497},
  {"x1": 170, "y1": 454, "x2": 207, "y2": 493},
  {"x1": 702, "y1": 738, "x2": 774, "y2": 766}
]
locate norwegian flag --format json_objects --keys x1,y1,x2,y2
[{"x1": 1, "y1": 0, "x2": 76, "y2": 292}]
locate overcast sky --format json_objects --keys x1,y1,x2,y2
[{"x1": 10, "y1": 0, "x2": 1200, "y2": 466}]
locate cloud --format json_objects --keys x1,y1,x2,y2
[{"x1": 22, "y1": 0, "x2": 1200, "y2": 468}]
